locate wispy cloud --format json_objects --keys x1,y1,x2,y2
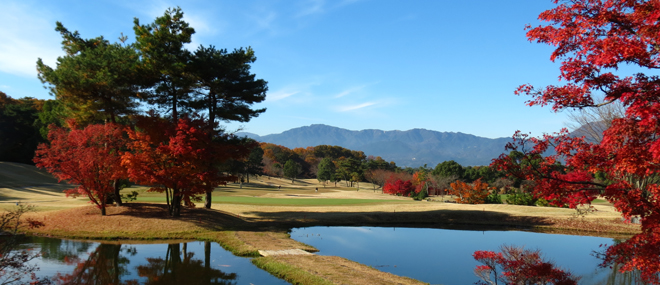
[
  {"x1": 244, "y1": 8, "x2": 279, "y2": 37},
  {"x1": 296, "y1": 0, "x2": 326, "y2": 17},
  {"x1": 268, "y1": 90, "x2": 299, "y2": 101},
  {"x1": 334, "y1": 85, "x2": 368, "y2": 98},
  {"x1": 0, "y1": 2, "x2": 63, "y2": 78},
  {"x1": 338, "y1": 102, "x2": 376, "y2": 112}
]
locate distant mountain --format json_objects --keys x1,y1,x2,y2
[{"x1": 237, "y1": 124, "x2": 511, "y2": 167}]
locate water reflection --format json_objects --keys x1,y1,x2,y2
[
  {"x1": 135, "y1": 243, "x2": 237, "y2": 284},
  {"x1": 53, "y1": 243, "x2": 136, "y2": 284},
  {"x1": 20, "y1": 237, "x2": 287, "y2": 285},
  {"x1": 291, "y1": 226, "x2": 647, "y2": 285}
]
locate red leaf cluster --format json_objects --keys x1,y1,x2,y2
[
  {"x1": 383, "y1": 179, "x2": 414, "y2": 196},
  {"x1": 473, "y1": 246, "x2": 578, "y2": 285},
  {"x1": 496, "y1": 0, "x2": 660, "y2": 281},
  {"x1": 34, "y1": 122, "x2": 128, "y2": 215},
  {"x1": 122, "y1": 116, "x2": 246, "y2": 216}
]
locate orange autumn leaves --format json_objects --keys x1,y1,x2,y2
[{"x1": 449, "y1": 179, "x2": 494, "y2": 204}]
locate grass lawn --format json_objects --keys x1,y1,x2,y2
[{"x1": 135, "y1": 195, "x2": 401, "y2": 206}]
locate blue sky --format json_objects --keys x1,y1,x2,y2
[{"x1": 0, "y1": 0, "x2": 569, "y2": 139}]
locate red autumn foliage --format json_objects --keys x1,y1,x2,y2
[
  {"x1": 34, "y1": 122, "x2": 128, "y2": 215},
  {"x1": 473, "y1": 245, "x2": 578, "y2": 285},
  {"x1": 411, "y1": 171, "x2": 434, "y2": 194},
  {"x1": 122, "y1": 116, "x2": 246, "y2": 217},
  {"x1": 449, "y1": 178, "x2": 491, "y2": 204},
  {"x1": 383, "y1": 179, "x2": 414, "y2": 196},
  {"x1": 492, "y1": 0, "x2": 660, "y2": 282},
  {"x1": 382, "y1": 172, "x2": 414, "y2": 196}
]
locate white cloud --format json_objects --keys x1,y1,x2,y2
[
  {"x1": 268, "y1": 90, "x2": 299, "y2": 101},
  {"x1": 334, "y1": 84, "x2": 367, "y2": 98},
  {"x1": 296, "y1": 0, "x2": 326, "y2": 17},
  {"x1": 0, "y1": 2, "x2": 63, "y2": 78},
  {"x1": 338, "y1": 102, "x2": 376, "y2": 112}
]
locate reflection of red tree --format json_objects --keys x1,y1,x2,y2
[
  {"x1": 135, "y1": 243, "x2": 237, "y2": 284},
  {"x1": 489, "y1": 0, "x2": 660, "y2": 282},
  {"x1": 602, "y1": 230, "x2": 660, "y2": 283},
  {"x1": 53, "y1": 244, "x2": 137, "y2": 285},
  {"x1": 473, "y1": 245, "x2": 578, "y2": 285}
]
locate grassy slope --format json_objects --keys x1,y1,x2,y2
[
  {"x1": 0, "y1": 162, "x2": 86, "y2": 209},
  {"x1": 0, "y1": 161, "x2": 62, "y2": 187}
]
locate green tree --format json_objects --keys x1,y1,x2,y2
[
  {"x1": 190, "y1": 45, "x2": 267, "y2": 125},
  {"x1": 432, "y1": 160, "x2": 464, "y2": 179},
  {"x1": 36, "y1": 22, "x2": 141, "y2": 124},
  {"x1": 133, "y1": 7, "x2": 195, "y2": 122},
  {"x1": 316, "y1": 157, "x2": 335, "y2": 187},
  {"x1": 283, "y1": 160, "x2": 301, "y2": 183},
  {"x1": 0, "y1": 94, "x2": 44, "y2": 164},
  {"x1": 35, "y1": 99, "x2": 68, "y2": 140},
  {"x1": 336, "y1": 157, "x2": 363, "y2": 187},
  {"x1": 244, "y1": 141, "x2": 265, "y2": 183}
]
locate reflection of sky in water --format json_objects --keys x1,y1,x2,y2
[
  {"x1": 292, "y1": 227, "x2": 617, "y2": 285},
  {"x1": 20, "y1": 237, "x2": 288, "y2": 284}
]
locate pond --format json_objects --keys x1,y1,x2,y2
[
  {"x1": 16, "y1": 236, "x2": 288, "y2": 284},
  {"x1": 291, "y1": 226, "x2": 640, "y2": 285}
]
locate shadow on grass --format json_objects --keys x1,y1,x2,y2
[
  {"x1": 0, "y1": 184, "x2": 73, "y2": 201},
  {"x1": 239, "y1": 209, "x2": 555, "y2": 232},
  {"x1": 111, "y1": 203, "x2": 557, "y2": 234},
  {"x1": 109, "y1": 203, "x2": 251, "y2": 231}
]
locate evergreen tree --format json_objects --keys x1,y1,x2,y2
[{"x1": 316, "y1": 157, "x2": 335, "y2": 187}]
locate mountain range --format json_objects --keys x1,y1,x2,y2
[{"x1": 237, "y1": 124, "x2": 512, "y2": 167}]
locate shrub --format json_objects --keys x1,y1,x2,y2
[
  {"x1": 485, "y1": 193, "x2": 502, "y2": 204},
  {"x1": 411, "y1": 185, "x2": 428, "y2": 201},
  {"x1": 506, "y1": 190, "x2": 537, "y2": 206}
]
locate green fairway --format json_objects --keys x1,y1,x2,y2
[{"x1": 135, "y1": 196, "x2": 400, "y2": 206}]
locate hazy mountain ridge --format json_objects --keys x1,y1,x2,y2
[{"x1": 238, "y1": 124, "x2": 511, "y2": 167}]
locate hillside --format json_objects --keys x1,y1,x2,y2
[
  {"x1": 0, "y1": 162, "x2": 64, "y2": 188},
  {"x1": 238, "y1": 124, "x2": 511, "y2": 167}
]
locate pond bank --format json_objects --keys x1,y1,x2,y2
[{"x1": 22, "y1": 203, "x2": 639, "y2": 284}]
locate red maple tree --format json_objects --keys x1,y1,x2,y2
[
  {"x1": 122, "y1": 115, "x2": 245, "y2": 217},
  {"x1": 492, "y1": 0, "x2": 660, "y2": 282},
  {"x1": 34, "y1": 122, "x2": 128, "y2": 216}
]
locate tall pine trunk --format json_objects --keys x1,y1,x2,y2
[{"x1": 204, "y1": 95, "x2": 216, "y2": 209}]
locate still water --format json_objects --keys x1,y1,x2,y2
[
  {"x1": 20, "y1": 236, "x2": 288, "y2": 284},
  {"x1": 291, "y1": 226, "x2": 634, "y2": 285}
]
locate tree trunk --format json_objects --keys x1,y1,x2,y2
[
  {"x1": 204, "y1": 241, "x2": 211, "y2": 270},
  {"x1": 204, "y1": 191, "x2": 212, "y2": 209},
  {"x1": 113, "y1": 180, "x2": 123, "y2": 206},
  {"x1": 100, "y1": 206, "x2": 106, "y2": 216},
  {"x1": 171, "y1": 189, "x2": 181, "y2": 217}
]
